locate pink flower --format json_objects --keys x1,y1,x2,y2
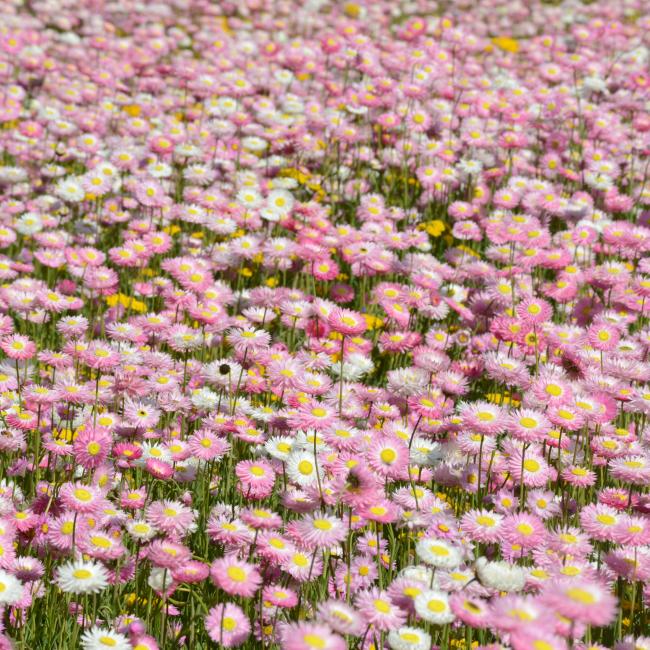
[
  {"x1": 278, "y1": 622, "x2": 345, "y2": 650},
  {"x1": 144, "y1": 458, "x2": 174, "y2": 480},
  {"x1": 539, "y1": 579, "x2": 617, "y2": 627},
  {"x1": 235, "y1": 460, "x2": 276, "y2": 499},
  {"x1": 286, "y1": 512, "x2": 347, "y2": 550},
  {"x1": 327, "y1": 308, "x2": 367, "y2": 336},
  {"x1": 355, "y1": 587, "x2": 406, "y2": 631},
  {"x1": 146, "y1": 500, "x2": 196, "y2": 538},
  {"x1": 205, "y1": 603, "x2": 250, "y2": 647},
  {"x1": 501, "y1": 512, "x2": 547, "y2": 551},
  {"x1": 72, "y1": 425, "x2": 112, "y2": 469},
  {"x1": 210, "y1": 557, "x2": 262, "y2": 598},
  {"x1": 0, "y1": 334, "x2": 36, "y2": 359}
]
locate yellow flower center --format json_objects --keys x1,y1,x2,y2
[
  {"x1": 566, "y1": 588, "x2": 595, "y2": 605},
  {"x1": 226, "y1": 566, "x2": 246, "y2": 582}
]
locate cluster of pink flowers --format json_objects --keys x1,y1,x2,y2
[{"x1": 0, "y1": 0, "x2": 649, "y2": 648}]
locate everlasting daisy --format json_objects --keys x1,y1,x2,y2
[
  {"x1": 286, "y1": 512, "x2": 347, "y2": 550},
  {"x1": 205, "y1": 603, "x2": 251, "y2": 647},
  {"x1": 55, "y1": 559, "x2": 109, "y2": 595},
  {"x1": 210, "y1": 557, "x2": 262, "y2": 598},
  {"x1": 355, "y1": 587, "x2": 407, "y2": 631},
  {"x1": 415, "y1": 538, "x2": 462, "y2": 569},
  {"x1": 80, "y1": 627, "x2": 131, "y2": 650},
  {"x1": 540, "y1": 579, "x2": 617, "y2": 627},
  {"x1": 413, "y1": 589, "x2": 455, "y2": 625},
  {"x1": 278, "y1": 622, "x2": 345, "y2": 650},
  {"x1": 387, "y1": 626, "x2": 431, "y2": 650}
]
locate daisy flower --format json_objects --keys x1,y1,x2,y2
[
  {"x1": 80, "y1": 627, "x2": 131, "y2": 650},
  {"x1": 204, "y1": 603, "x2": 251, "y2": 647},
  {"x1": 540, "y1": 579, "x2": 617, "y2": 627},
  {"x1": 285, "y1": 451, "x2": 323, "y2": 487},
  {"x1": 355, "y1": 587, "x2": 407, "y2": 631},
  {"x1": 387, "y1": 626, "x2": 431, "y2": 650},
  {"x1": 413, "y1": 589, "x2": 455, "y2": 625},
  {"x1": 210, "y1": 557, "x2": 262, "y2": 598},
  {"x1": 278, "y1": 622, "x2": 345, "y2": 650},
  {"x1": 286, "y1": 512, "x2": 347, "y2": 550},
  {"x1": 55, "y1": 559, "x2": 109, "y2": 594},
  {"x1": 415, "y1": 538, "x2": 462, "y2": 569}
]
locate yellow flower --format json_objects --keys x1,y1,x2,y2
[
  {"x1": 221, "y1": 17, "x2": 233, "y2": 35},
  {"x1": 280, "y1": 167, "x2": 311, "y2": 185},
  {"x1": 343, "y1": 2, "x2": 360, "y2": 18},
  {"x1": 457, "y1": 244, "x2": 481, "y2": 259},
  {"x1": 122, "y1": 105, "x2": 141, "y2": 117},
  {"x1": 424, "y1": 220, "x2": 446, "y2": 237},
  {"x1": 492, "y1": 37, "x2": 519, "y2": 53},
  {"x1": 363, "y1": 314, "x2": 383, "y2": 330},
  {"x1": 104, "y1": 293, "x2": 147, "y2": 313},
  {"x1": 486, "y1": 392, "x2": 521, "y2": 407},
  {"x1": 53, "y1": 428, "x2": 74, "y2": 441}
]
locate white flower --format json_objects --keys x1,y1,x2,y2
[
  {"x1": 270, "y1": 177, "x2": 298, "y2": 190},
  {"x1": 260, "y1": 207, "x2": 282, "y2": 222},
  {"x1": 410, "y1": 439, "x2": 443, "y2": 467},
  {"x1": 415, "y1": 538, "x2": 462, "y2": 569},
  {"x1": 126, "y1": 519, "x2": 157, "y2": 542},
  {"x1": 0, "y1": 570, "x2": 22, "y2": 605},
  {"x1": 215, "y1": 96, "x2": 238, "y2": 115},
  {"x1": 148, "y1": 566, "x2": 174, "y2": 592},
  {"x1": 457, "y1": 159, "x2": 483, "y2": 176},
  {"x1": 0, "y1": 166, "x2": 27, "y2": 183},
  {"x1": 0, "y1": 478, "x2": 24, "y2": 503},
  {"x1": 582, "y1": 76, "x2": 608, "y2": 94},
  {"x1": 175, "y1": 144, "x2": 200, "y2": 159},
  {"x1": 266, "y1": 189, "x2": 294, "y2": 215},
  {"x1": 331, "y1": 353, "x2": 374, "y2": 380},
  {"x1": 242, "y1": 136, "x2": 268, "y2": 153},
  {"x1": 203, "y1": 359, "x2": 243, "y2": 388},
  {"x1": 414, "y1": 589, "x2": 455, "y2": 624},
  {"x1": 81, "y1": 626, "x2": 131, "y2": 650},
  {"x1": 191, "y1": 387, "x2": 219, "y2": 410},
  {"x1": 175, "y1": 457, "x2": 200, "y2": 483},
  {"x1": 475, "y1": 557, "x2": 526, "y2": 592},
  {"x1": 236, "y1": 188, "x2": 263, "y2": 209},
  {"x1": 207, "y1": 215, "x2": 237, "y2": 235},
  {"x1": 285, "y1": 451, "x2": 323, "y2": 486},
  {"x1": 147, "y1": 161, "x2": 172, "y2": 178},
  {"x1": 55, "y1": 178, "x2": 85, "y2": 202},
  {"x1": 399, "y1": 565, "x2": 434, "y2": 586},
  {"x1": 274, "y1": 69, "x2": 294, "y2": 85},
  {"x1": 184, "y1": 163, "x2": 215, "y2": 185},
  {"x1": 138, "y1": 442, "x2": 173, "y2": 465},
  {"x1": 441, "y1": 283, "x2": 468, "y2": 303},
  {"x1": 388, "y1": 626, "x2": 432, "y2": 650},
  {"x1": 55, "y1": 560, "x2": 109, "y2": 595},
  {"x1": 265, "y1": 436, "x2": 294, "y2": 461},
  {"x1": 387, "y1": 367, "x2": 429, "y2": 397},
  {"x1": 584, "y1": 171, "x2": 613, "y2": 191}
]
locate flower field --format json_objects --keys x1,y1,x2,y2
[{"x1": 0, "y1": 0, "x2": 650, "y2": 648}]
